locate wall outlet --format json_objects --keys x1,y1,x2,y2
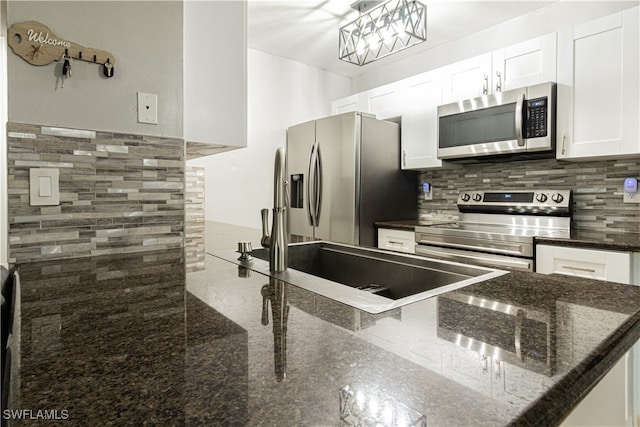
[
  {"x1": 422, "y1": 182, "x2": 433, "y2": 201},
  {"x1": 137, "y1": 92, "x2": 158, "y2": 125},
  {"x1": 623, "y1": 177, "x2": 640, "y2": 203},
  {"x1": 623, "y1": 191, "x2": 640, "y2": 203}
]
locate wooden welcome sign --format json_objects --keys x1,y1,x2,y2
[{"x1": 7, "y1": 20, "x2": 116, "y2": 67}]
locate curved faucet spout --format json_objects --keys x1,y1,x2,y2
[{"x1": 260, "y1": 147, "x2": 288, "y2": 272}]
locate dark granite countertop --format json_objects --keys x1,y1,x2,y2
[
  {"x1": 377, "y1": 220, "x2": 640, "y2": 251},
  {"x1": 536, "y1": 229, "x2": 640, "y2": 251},
  {"x1": 375, "y1": 219, "x2": 456, "y2": 230},
  {"x1": 7, "y1": 246, "x2": 640, "y2": 426}
]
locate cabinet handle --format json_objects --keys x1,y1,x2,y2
[
  {"x1": 495, "y1": 71, "x2": 502, "y2": 92},
  {"x1": 561, "y1": 132, "x2": 567, "y2": 155},
  {"x1": 402, "y1": 150, "x2": 407, "y2": 167},
  {"x1": 482, "y1": 74, "x2": 488, "y2": 95},
  {"x1": 561, "y1": 265, "x2": 596, "y2": 273},
  {"x1": 388, "y1": 240, "x2": 404, "y2": 246}
]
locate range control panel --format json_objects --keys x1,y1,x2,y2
[{"x1": 457, "y1": 190, "x2": 572, "y2": 215}]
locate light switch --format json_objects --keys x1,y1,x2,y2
[
  {"x1": 30, "y1": 168, "x2": 60, "y2": 206},
  {"x1": 38, "y1": 176, "x2": 52, "y2": 197}
]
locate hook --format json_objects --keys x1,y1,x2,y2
[
  {"x1": 93, "y1": 54, "x2": 97, "y2": 62},
  {"x1": 103, "y1": 60, "x2": 114, "y2": 78},
  {"x1": 78, "y1": 51, "x2": 82, "y2": 60}
]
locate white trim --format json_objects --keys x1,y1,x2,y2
[{"x1": 1, "y1": 33, "x2": 8, "y2": 267}]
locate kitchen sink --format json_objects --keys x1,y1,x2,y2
[{"x1": 212, "y1": 241, "x2": 507, "y2": 314}]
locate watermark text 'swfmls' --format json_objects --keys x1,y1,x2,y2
[{"x1": 2, "y1": 409, "x2": 70, "y2": 421}]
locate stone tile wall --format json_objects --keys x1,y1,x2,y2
[
  {"x1": 185, "y1": 166, "x2": 205, "y2": 272},
  {"x1": 418, "y1": 158, "x2": 640, "y2": 232},
  {"x1": 7, "y1": 122, "x2": 185, "y2": 263}
]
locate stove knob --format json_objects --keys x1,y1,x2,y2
[
  {"x1": 536, "y1": 193, "x2": 548, "y2": 203},
  {"x1": 460, "y1": 193, "x2": 471, "y2": 202},
  {"x1": 551, "y1": 193, "x2": 564, "y2": 203},
  {"x1": 473, "y1": 193, "x2": 482, "y2": 202}
]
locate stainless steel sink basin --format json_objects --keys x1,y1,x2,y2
[{"x1": 213, "y1": 241, "x2": 507, "y2": 314}]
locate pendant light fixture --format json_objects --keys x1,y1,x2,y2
[{"x1": 339, "y1": 0, "x2": 427, "y2": 66}]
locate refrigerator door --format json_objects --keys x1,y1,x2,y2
[
  {"x1": 359, "y1": 117, "x2": 413, "y2": 248},
  {"x1": 313, "y1": 112, "x2": 359, "y2": 244},
  {"x1": 286, "y1": 119, "x2": 315, "y2": 239}
]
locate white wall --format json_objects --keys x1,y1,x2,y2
[
  {"x1": 6, "y1": 1, "x2": 183, "y2": 138},
  {"x1": 352, "y1": 1, "x2": 638, "y2": 92},
  {"x1": 187, "y1": 49, "x2": 350, "y2": 230}
]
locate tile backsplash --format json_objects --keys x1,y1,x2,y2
[
  {"x1": 185, "y1": 166, "x2": 205, "y2": 272},
  {"x1": 418, "y1": 157, "x2": 640, "y2": 233},
  {"x1": 7, "y1": 122, "x2": 185, "y2": 263}
]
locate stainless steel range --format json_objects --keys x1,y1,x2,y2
[{"x1": 415, "y1": 190, "x2": 572, "y2": 271}]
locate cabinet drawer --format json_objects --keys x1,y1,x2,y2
[
  {"x1": 536, "y1": 245, "x2": 632, "y2": 285},
  {"x1": 377, "y1": 228, "x2": 415, "y2": 254}
]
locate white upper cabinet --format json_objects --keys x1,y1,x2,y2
[
  {"x1": 492, "y1": 33, "x2": 557, "y2": 92},
  {"x1": 331, "y1": 82, "x2": 403, "y2": 120},
  {"x1": 363, "y1": 81, "x2": 403, "y2": 120},
  {"x1": 557, "y1": 6, "x2": 640, "y2": 160},
  {"x1": 330, "y1": 32, "x2": 558, "y2": 170},
  {"x1": 331, "y1": 94, "x2": 365, "y2": 115},
  {"x1": 441, "y1": 53, "x2": 492, "y2": 104},
  {"x1": 184, "y1": 1, "x2": 247, "y2": 149},
  {"x1": 401, "y1": 70, "x2": 444, "y2": 170},
  {"x1": 442, "y1": 34, "x2": 557, "y2": 104}
]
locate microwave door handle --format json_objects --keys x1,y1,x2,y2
[{"x1": 515, "y1": 93, "x2": 525, "y2": 147}]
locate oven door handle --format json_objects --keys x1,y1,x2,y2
[
  {"x1": 415, "y1": 235, "x2": 532, "y2": 257},
  {"x1": 415, "y1": 245, "x2": 532, "y2": 271}
]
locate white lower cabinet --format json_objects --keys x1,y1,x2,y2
[
  {"x1": 536, "y1": 245, "x2": 634, "y2": 285},
  {"x1": 377, "y1": 228, "x2": 415, "y2": 254},
  {"x1": 561, "y1": 339, "x2": 639, "y2": 427},
  {"x1": 538, "y1": 244, "x2": 639, "y2": 426}
]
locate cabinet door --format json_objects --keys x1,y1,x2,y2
[
  {"x1": 377, "y1": 228, "x2": 415, "y2": 254},
  {"x1": 363, "y1": 82, "x2": 403, "y2": 120},
  {"x1": 331, "y1": 94, "x2": 365, "y2": 115},
  {"x1": 184, "y1": 1, "x2": 247, "y2": 148},
  {"x1": 536, "y1": 245, "x2": 633, "y2": 285},
  {"x1": 441, "y1": 53, "x2": 492, "y2": 104},
  {"x1": 492, "y1": 33, "x2": 557, "y2": 92},
  {"x1": 401, "y1": 70, "x2": 443, "y2": 170},
  {"x1": 557, "y1": 303, "x2": 634, "y2": 427},
  {"x1": 557, "y1": 6, "x2": 640, "y2": 160}
]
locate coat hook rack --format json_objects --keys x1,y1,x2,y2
[{"x1": 7, "y1": 20, "x2": 117, "y2": 72}]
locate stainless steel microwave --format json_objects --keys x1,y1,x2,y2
[{"x1": 437, "y1": 82, "x2": 556, "y2": 160}]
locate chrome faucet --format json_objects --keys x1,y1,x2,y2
[{"x1": 261, "y1": 147, "x2": 288, "y2": 272}]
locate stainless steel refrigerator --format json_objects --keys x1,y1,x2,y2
[{"x1": 286, "y1": 112, "x2": 416, "y2": 247}]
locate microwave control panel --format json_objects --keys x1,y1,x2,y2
[{"x1": 524, "y1": 97, "x2": 548, "y2": 138}]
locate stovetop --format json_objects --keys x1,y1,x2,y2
[{"x1": 417, "y1": 189, "x2": 573, "y2": 240}]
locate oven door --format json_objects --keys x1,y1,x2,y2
[{"x1": 415, "y1": 245, "x2": 533, "y2": 272}]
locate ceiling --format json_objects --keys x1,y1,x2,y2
[{"x1": 247, "y1": 0, "x2": 553, "y2": 78}]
